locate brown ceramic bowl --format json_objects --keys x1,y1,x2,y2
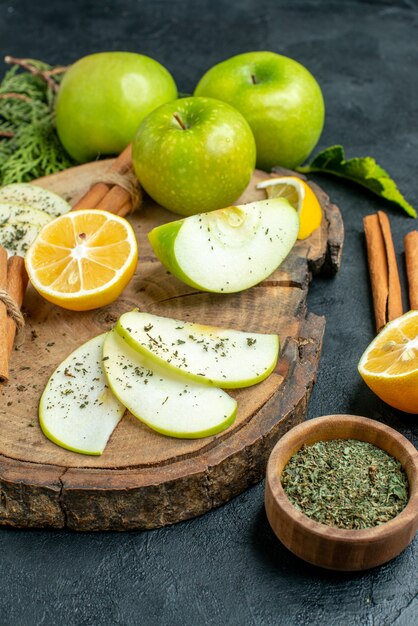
[{"x1": 265, "y1": 414, "x2": 418, "y2": 571}]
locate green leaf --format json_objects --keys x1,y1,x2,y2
[{"x1": 297, "y1": 145, "x2": 416, "y2": 218}]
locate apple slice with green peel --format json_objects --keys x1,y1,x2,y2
[
  {"x1": 116, "y1": 311, "x2": 279, "y2": 389},
  {"x1": 0, "y1": 203, "x2": 55, "y2": 256},
  {"x1": 0, "y1": 221, "x2": 47, "y2": 257},
  {"x1": 39, "y1": 334, "x2": 125, "y2": 455},
  {"x1": 148, "y1": 198, "x2": 299, "y2": 293},
  {"x1": 0, "y1": 203, "x2": 53, "y2": 228},
  {"x1": 103, "y1": 330, "x2": 237, "y2": 439},
  {"x1": 0, "y1": 183, "x2": 71, "y2": 217}
]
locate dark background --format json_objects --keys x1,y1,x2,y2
[{"x1": 1, "y1": 0, "x2": 418, "y2": 624}]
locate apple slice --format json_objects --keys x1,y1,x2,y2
[
  {"x1": 0, "y1": 183, "x2": 71, "y2": 217},
  {"x1": 0, "y1": 221, "x2": 46, "y2": 257},
  {"x1": 148, "y1": 198, "x2": 299, "y2": 293},
  {"x1": 116, "y1": 311, "x2": 279, "y2": 389},
  {"x1": 103, "y1": 330, "x2": 237, "y2": 438},
  {"x1": 0, "y1": 202, "x2": 53, "y2": 256},
  {"x1": 0, "y1": 203, "x2": 55, "y2": 256},
  {"x1": 0, "y1": 203, "x2": 53, "y2": 228},
  {"x1": 39, "y1": 334, "x2": 125, "y2": 455}
]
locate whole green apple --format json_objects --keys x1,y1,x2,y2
[
  {"x1": 55, "y1": 52, "x2": 177, "y2": 162},
  {"x1": 194, "y1": 51, "x2": 324, "y2": 170},
  {"x1": 132, "y1": 97, "x2": 256, "y2": 215}
]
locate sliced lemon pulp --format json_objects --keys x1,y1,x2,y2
[
  {"x1": 25, "y1": 209, "x2": 138, "y2": 311},
  {"x1": 358, "y1": 310, "x2": 418, "y2": 413},
  {"x1": 257, "y1": 176, "x2": 322, "y2": 240}
]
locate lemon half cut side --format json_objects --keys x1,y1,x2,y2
[
  {"x1": 25, "y1": 209, "x2": 138, "y2": 311},
  {"x1": 358, "y1": 310, "x2": 418, "y2": 413}
]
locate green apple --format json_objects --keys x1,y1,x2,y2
[
  {"x1": 55, "y1": 52, "x2": 178, "y2": 162},
  {"x1": 148, "y1": 198, "x2": 299, "y2": 293},
  {"x1": 115, "y1": 311, "x2": 279, "y2": 389},
  {"x1": 132, "y1": 96, "x2": 256, "y2": 215},
  {"x1": 39, "y1": 334, "x2": 125, "y2": 455},
  {"x1": 194, "y1": 51, "x2": 325, "y2": 170},
  {"x1": 103, "y1": 330, "x2": 237, "y2": 439},
  {"x1": 0, "y1": 184, "x2": 71, "y2": 217}
]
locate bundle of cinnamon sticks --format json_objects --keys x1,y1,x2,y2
[
  {"x1": 72, "y1": 144, "x2": 142, "y2": 216},
  {"x1": 364, "y1": 211, "x2": 418, "y2": 333},
  {"x1": 0, "y1": 143, "x2": 141, "y2": 383}
]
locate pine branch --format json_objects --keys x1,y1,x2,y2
[
  {"x1": 0, "y1": 56, "x2": 75, "y2": 185},
  {"x1": 4, "y1": 56, "x2": 68, "y2": 92}
]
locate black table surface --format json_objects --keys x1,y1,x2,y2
[{"x1": 1, "y1": 0, "x2": 418, "y2": 624}]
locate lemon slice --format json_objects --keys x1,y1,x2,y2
[
  {"x1": 257, "y1": 176, "x2": 322, "y2": 239},
  {"x1": 25, "y1": 209, "x2": 138, "y2": 311},
  {"x1": 358, "y1": 310, "x2": 418, "y2": 413}
]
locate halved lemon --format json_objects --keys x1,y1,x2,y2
[
  {"x1": 25, "y1": 209, "x2": 138, "y2": 311},
  {"x1": 358, "y1": 310, "x2": 418, "y2": 413},
  {"x1": 257, "y1": 176, "x2": 322, "y2": 240}
]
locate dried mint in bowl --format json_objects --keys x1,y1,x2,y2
[{"x1": 281, "y1": 439, "x2": 409, "y2": 530}]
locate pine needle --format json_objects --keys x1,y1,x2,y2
[{"x1": 0, "y1": 57, "x2": 75, "y2": 185}]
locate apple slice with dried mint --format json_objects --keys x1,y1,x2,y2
[
  {"x1": 0, "y1": 203, "x2": 54, "y2": 256},
  {"x1": 39, "y1": 334, "x2": 125, "y2": 455},
  {"x1": 148, "y1": 198, "x2": 299, "y2": 293},
  {"x1": 0, "y1": 203, "x2": 53, "y2": 228},
  {"x1": 0, "y1": 183, "x2": 71, "y2": 217},
  {"x1": 103, "y1": 330, "x2": 237, "y2": 439},
  {"x1": 116, "y1": 311, "x2": 279, "y2": 389},
  {"x1": 0, "y1": 221, "x2": 47, "y2": 257}
]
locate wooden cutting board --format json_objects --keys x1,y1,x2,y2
[{"x1": 0, "y1": 164, "x2": 343, "y2": 530}]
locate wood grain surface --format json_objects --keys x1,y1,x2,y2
[{"x1": 0, "y1": 165, "x2": 343, "y2": 530}]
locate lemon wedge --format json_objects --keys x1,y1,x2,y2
[{"x1": 257, "y1": 176, "x2": 322, "y2": 239}]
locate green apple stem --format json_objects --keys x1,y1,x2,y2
[
  {"x1": 173, "y1": 113, "x2": 187, "y2": 130},
  {"x1": 251, "y1": 74, "x2": 258, "y2": 85}
]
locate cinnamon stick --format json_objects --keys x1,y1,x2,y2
[
  {"x1": 378, "y1": 211, "x2": 403, "y2": 322},
  {"x1": 72, "y1": 182, "x2": 110, "y2": 210},
  {"x1": 71, "y1": 144, "x2": 137, "y2": 214},
  {"x1": 110, "y1": 144, "x2": 134, "y2": 175},
  {"x1": 95, "y1": 185, "x2": 132, "y2": 214},
  {"x1": 0, "y1": 250, "x2": 28, "y2": 383},
  {"x1": 405, "y1": 231, "x2": 418, "y2": 310},
  {"x1": 117, "y1": 200, "x2": 133, "y2": 217},
  {"x1": 363, "y1": 211, "x2": 403, "y2": 333},
  {"x1": 6, "y1": 256, "x2": 28, "y2": 357}
]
